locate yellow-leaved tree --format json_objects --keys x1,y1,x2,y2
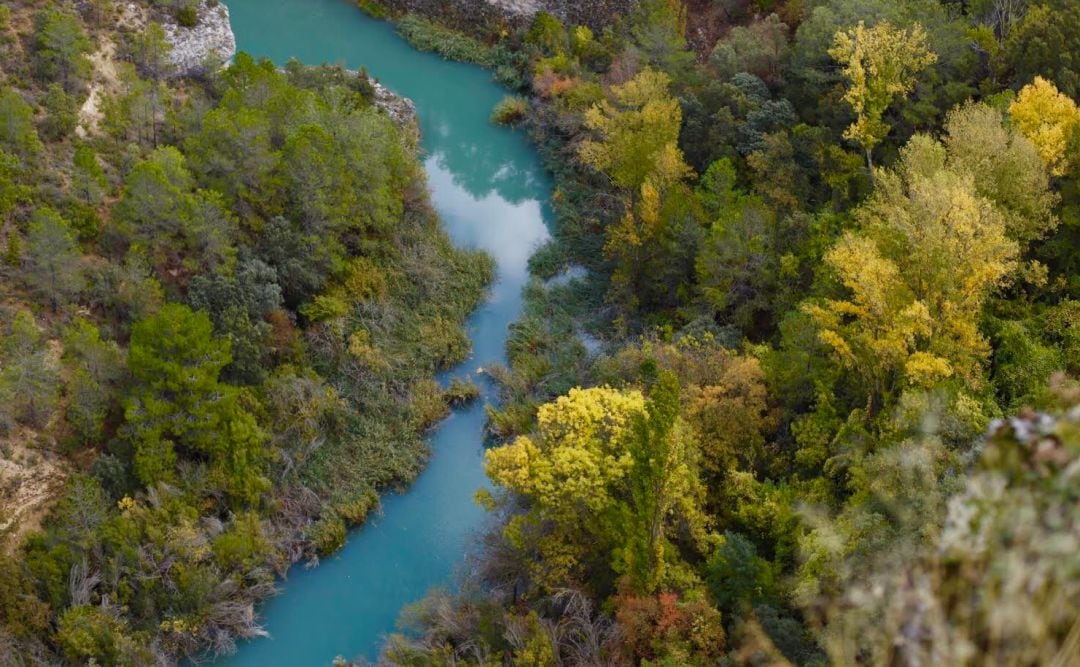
[
  {"x1": 1009, "y1": 76, "x2": 1080, "y2": 177},
  {"x1": 828, "y1": 21, "x2": 937, "y2": 171},
  {"x1": 803, "y1": 105, "x2": 1053, "y2": 411},
  {"x1": 579, "y1": 68, "x2": 684, "y2": 192},
  {"x1": 483, "y1": 377, "x2": 709, "y2": 594},
  {"x1": 484, "y1": 386, "x2": 644, "y2": 588},
  {"x1": 579, "y1": 68, "x2": 693, "y2": 314}
]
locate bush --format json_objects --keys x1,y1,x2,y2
[
  {"x1": 396, "y1": 15, "x2": 493, "y2": 67},
  {"x1": 444, "y1": 377, "x2": 480, "y2": 406},
  {"x1": 408, "y1": 377, "x2": 450, "y2": 429},
  {"x1": 337, "y1": 490, "x2": 379, "y2": 525},
  {"x1": 307, "y1": 515, "x2": 347, "y2": 556},
  {"x1": 491, "y1": 95, "x2": 529, "y2": 125},
  {"x1": 356, "y1": 0, "x2": 390, "y2": 19},
  {"x1": 176, "y1": 6, "x2": 197, "y2": 27}
]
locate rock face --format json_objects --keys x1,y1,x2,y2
[
  {"x1": 489, "y1": 0, "x2": 541, "y2": 17},
  {"x1": 163, "y1": 1, "x2": 237, "y2": 77},
  {"x1": 371, "y1": 80, "x2": 418, "y2": 127}
]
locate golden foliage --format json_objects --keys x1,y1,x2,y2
[
  {"x1": 1009, "y1": 76, "x2": 1080, "y2": 176},
  {"x1": 806, "y1": 129, "x2": 1020, "y2": 401},
  {"x1": 828, "y1": 21, "x2": 937, "y2": 159}
]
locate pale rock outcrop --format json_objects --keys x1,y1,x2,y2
[
  {"x1": 163, "y1": 0, "x2": 236, "y2": 77},
  {"x1": 371, "y1": 80, "x2": 418, "y2": 126},
  {"x1": 489, "y1": 0, "x2": 542, "y2": 17}
]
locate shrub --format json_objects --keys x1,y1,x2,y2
[
  {"x1": 408, "y1": 378, "x2": 450, "y2": 429},
  {"x1": 176, "y1": 6, "x2": 197, "y2": 28},
  {"x1": 491, "y1": 95, "x2": 529, "y2": 125},
  {"x1": 444, "y1": 377, "x2": 481, "y2": 406},
  {"x1": 308, "y1": 515, "x2": 347, "y2": 556},
  {"x1": 356, "y1": 0, "x2": 390, "y2": 19},
  {"x1": 396, "y1": 15, "x2": 493, "y2": 67},
  {"x1": 337, "y1": 490, "x2": 379, "y2": 525}
]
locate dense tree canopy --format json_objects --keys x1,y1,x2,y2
[
  {"x1": 0, "y1": 5, "x2": 494, "y2": 662},
  {"x1": 2, "y1": 0, "x2": 1078, "y2": 664},
  {"x1": 380, "y1": 1, "x2": 1080, "y2": 665}
]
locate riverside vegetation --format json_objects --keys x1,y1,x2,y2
[
  {"x1": 1, "y1": 0, "x2": 1078, "y2": 665},
  {"x1": 0, "y1": 0, "x2": 492, "y2": 663},
  {"x1": 365, "y1": 0, "x2": 1080, "y2": 665}
]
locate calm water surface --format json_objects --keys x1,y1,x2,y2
[{"x1": 219, "y1": 1, "x2": 552, "y2": 663}]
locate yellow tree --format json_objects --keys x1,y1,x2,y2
[
  {"x1": 1009, "y1": 76, "x2": 1080, "y2": 177},
  {"x1": 483, "y1": 381, "x2": 708, "y2": 593},
  {"x1": 579, "y1": 69, "x2": 693, "y2": 313},
  {"x1": 943, "y1": 101, "x2": 1057, "y2": 243},
  {"x1": 805, "y1": 132, "x2": 1019, "y2": 411},
  {"x1": 579, "y1": 68, "x2": 685, "y2": 192},
  {"x1": 484, "y1": 386, "x2": 644, "y2": 588},
  {"x1": 828, "y1": 21, "x2": 937, "y2": 171}
]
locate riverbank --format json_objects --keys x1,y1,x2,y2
[
  {"x1": 211, "y1": 0, "x2": 555, "y2": 662},
  {"x1": 0, "y1": 1, "x2": 500, "y2": 662},
  {"x1": 365, "y1": 0, "x2": 639, "y2": 35}
]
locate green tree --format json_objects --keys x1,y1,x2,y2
[
  {"x1": 828, "y1": 21, "x2": 937, "y2": 170},
  {"x1": 127, "y1": 22, "x2": 173, "y2": 80},
  {"x1": 183, "y1": 106, "x2": 280, "y2": 210},
  {"x1": 25, "y1": 207, "x2": 83, "y2": 310},
  {"x1": 0, "y1": 88, "x2": 44, "y2": 159},
  {"x1": 123, "y1": 304, "x2": 268, "y2": 503},
  {"x1": 705, "y1": 532, "x2": 775, "y2": 614},
  {"x1": 618, "y1": 368, "x2": 709, "y2": 593},
  {"x1": 0, "y1": 555, "x2": 51, "y2": 641},
  {"x1": 101, "y1": 65, "x2": 170, "y2": 147},
  {"x1": 39, "y1": 82, "x2": 79, "y2": 141},
  {"x1": 695, "y1": 160, "x2": 781, "y2": 333},
  {"x1": 82, "y1": 255, "x2": 164, "y2": 330},
  {"x1": 1003, "y1": 0, "x2": 1080, "y2": 99},
  {"x1": 629, "y1": 0, "x2": 694, "y2": 77},
  {"x1": 33, "y1": 7, "x2": 92, "y2": 92},
  {"x1": 580, "y1": 68, "x2": 685, "y2": 191},
  {"x1": 63, "y1": 319, "x2": 124, "y2": 446},
  {"x1": 580, "y1": 68, "x2": 695, "y2": 314},
  {"x1": 72, "y1": 144, "x2": 107, "y2": 205},
  {"x1": 113, "y1": 146, "x2": 235, "y2": 287},
  {"x1": 944, "y1": 101, "x2": 1057, "y2": 242},
  {"x1": 282, "y1": 123, "x2": 357, "y2": 235},
  {"x1": 0, "y1": 311, "x2": 61, "y2": 429},
  {"x1": 710, "y1": 14, "x2": 788, "y2": 83},
  {"x1": 188, "y1": 259, "x2": 283, "y2": 384},
  {"x1": 992, "y1": 320, "x2": 1064, "y2": 410},
  {"x1": 0, "y1": 148, "x2": 28, "y2": 221}
]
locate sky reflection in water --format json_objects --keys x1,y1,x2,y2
[{"x1": 218, "y1": 0, "x2": 551, "y2": 663}]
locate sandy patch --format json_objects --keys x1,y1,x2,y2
[{"x1": 0, "y1": 431, "x2": 67, "y2": 553}]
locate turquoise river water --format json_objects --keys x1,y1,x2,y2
[{"x1": 219, "y1": 1, "x2": 552, "y2": 663}]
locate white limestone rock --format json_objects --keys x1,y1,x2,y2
[
  {"x1": 163, "y1": 1, "x2": 236, "y2": 77},
  {"x1": 371, "y1": 80, "x2": 417, "y2": 127},
  {"x1": 489, "y1": 0, "x2": 541, "y2": 17}
]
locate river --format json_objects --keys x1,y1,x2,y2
[{"x1": 219, "y1": 1, "x2": 552, "y2": 663}]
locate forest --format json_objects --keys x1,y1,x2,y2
[
  {"x1": 0, "y1": 0, "x2": 1078, "y2": 665},
  {"x1": 377, "y1": 0, "x2": 1080, "y2": 665},
  {"x1": 0, "y1": 0, "x2": 493, "y2": 662}
]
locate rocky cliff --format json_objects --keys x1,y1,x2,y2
[
  {"x1": 371, "y1": 79, "x2": 418, "y2": 127},
  {"x1": 163, "y1": 0, "x2": 237, "y2": 77}
]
